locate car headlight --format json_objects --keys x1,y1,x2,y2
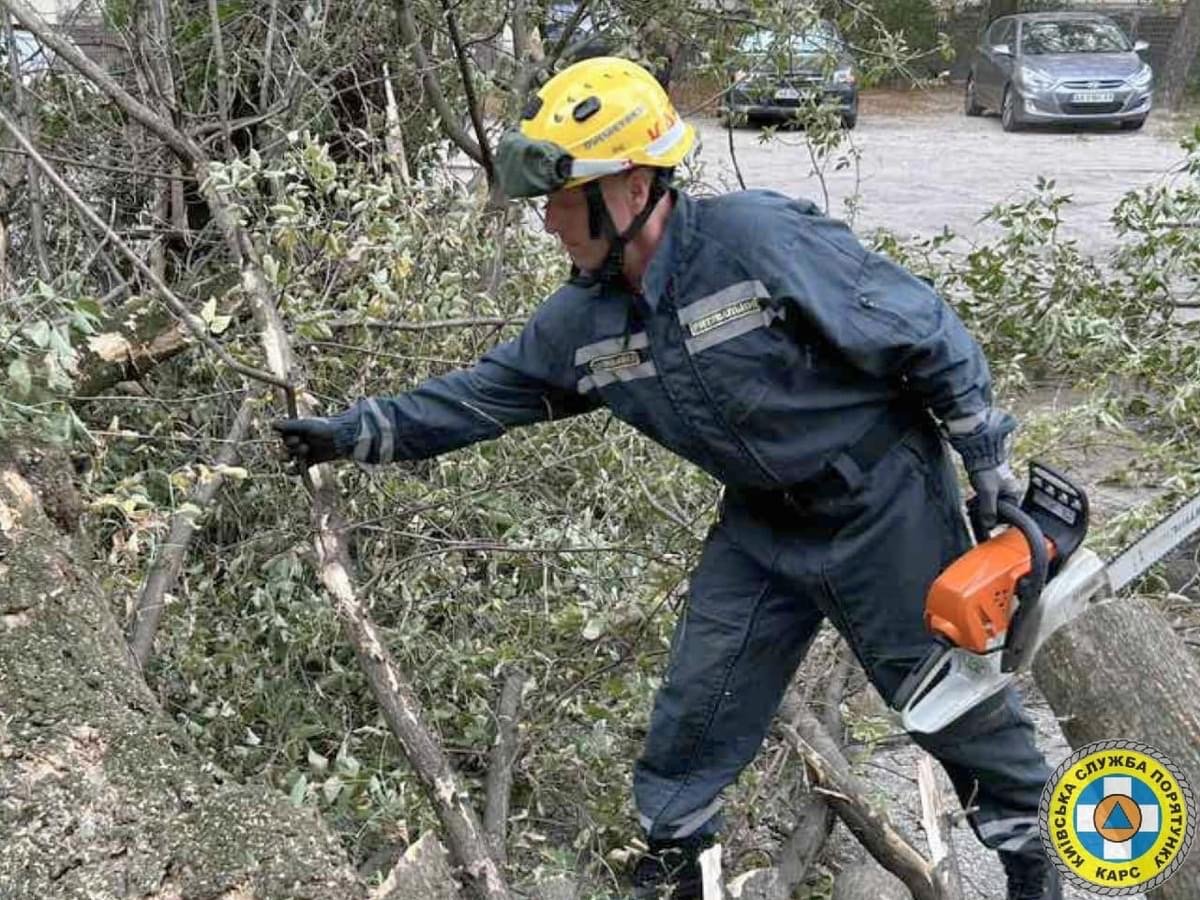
[
  {"x1": 1128, "y1": 64, "x2": 1153, "y2": 89},
  {"x1": 831, "y1": 66, "x2": 856, "y2": 85},
  {"x1": 1019, "y1": 66, "x2": 1056, "y2": 91}
]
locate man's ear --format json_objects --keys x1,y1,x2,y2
[{"x1": 630, "y1": 167, "x2": 655, "y2": 206}]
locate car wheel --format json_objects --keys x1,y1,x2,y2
[
  {"x1": 1121, "y1": 117, "x2": 1146, "y2": 131},
  {"x1": 842, "y1": 111, "x2": 857, "y2": 130},
  {"x1": 1001, "y1": 86, "x2": 1021, "y2": 132},
  {"x1": 964, "y1": 76, "x2": 984, "y2": 116}
]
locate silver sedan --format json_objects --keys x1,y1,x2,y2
[{"x1": 965, "y1": 12, "x2": 1153, "y2": 132}]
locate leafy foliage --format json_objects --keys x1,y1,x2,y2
[{"x1": 1, "y1": 2, "x2": 1198, "y2": 897}]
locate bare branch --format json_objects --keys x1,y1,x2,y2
[
  {"x1": 207, "y1": 0, "x2": 234, "y2": 160},
  {"x1": 128, "y1": 395, "x2": 255, "y2": 668},
  {"x1": 382, "y1": 62, "x2": 412, "y2": 183},
  {"x1": 483, "y1": 668, "x2": 528, "y2": 863},
  {"x1": 0, "y1": 148, "x2": 189, "y2": 182},
  {"x1": 393, "y1": 0, "x2": 484, "y2": 165},
  {"x1": 510, "y1": 0, "x2": 530, "y2": 65},
  {"x1": 5, "y1": 16, "x2": 48, "y2": 279},
  {"x1": 545, "y1": 0, "x2": 595, "y2": 68},
  {"x1": 1, "y1": 0, "x2": 206, "y2": 166},
  {"x1": 259, "y1": 0, "x2": 279, "y2": 115},
  {"x1": 439, "y1": 0, "x2": 494, "y2": 178},
  {"x1": 784, "y1": 712, "x2": 939, "y2": 900},
  {"x1": 917, "y1": 755, "x2": 964, "y2": 899},
  {"x1": 725, "y1": 115, "x2": 747, "y2": 192},
  {"x1": 325, "y1": 315, "x2": 525, "y2": 332}
]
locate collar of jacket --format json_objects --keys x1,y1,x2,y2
[{"x1": 640, "y1": 188, "x2": 696, "y2": 312}]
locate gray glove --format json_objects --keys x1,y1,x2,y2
[
  {"x1": 968, "y1": 461, "x2": 1023, "y2": 532},
  {"x1": 947, "y1": 409, "x2": 1021, "y2": 532}
]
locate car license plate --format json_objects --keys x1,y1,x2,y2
[
  {"x1": 774, "y1": 87, "x2": 801, "y2": 101},
  {"x1": 1071, "y1": 90, "x2": 1114, "y2": 104}
]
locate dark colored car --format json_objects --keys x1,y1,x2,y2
[
  {"x1": 721, "y1": 23, "x2": 859, "y2": 129},
  {"x1": 965, "y1": 12, "x2": 1153, "y2": 132}
]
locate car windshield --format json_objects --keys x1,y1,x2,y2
[
  {"x1": 1021, "y1": 20, "x2": 1131, "y2": 55},
  {"x1": 738, "y1": 26, "x2": 841, "y2": 56}
]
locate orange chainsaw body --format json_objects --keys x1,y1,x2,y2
[{"x1": 925, "y1": 528, "x2": 1058, "y2": 654}]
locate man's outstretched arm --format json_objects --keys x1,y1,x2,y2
[{"x1": 274, "y1": 309, "x2": 599, "y2": 466}]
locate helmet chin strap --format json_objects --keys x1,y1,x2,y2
[{"x1": 579, "y1": 170, "x2": 669, "y2": 288}]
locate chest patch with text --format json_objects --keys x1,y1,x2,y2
[
  {"x1": 589, "y1": 349, "x2": 643, "y2": 373},
  {"x1": 687, "y1": 299, "x2": 761, "y2": 337}
]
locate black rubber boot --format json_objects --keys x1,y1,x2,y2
[
  {"x1": 1001, "y1": 849, "x2": 1064, "y2": 900},
  {"x1": 629, "y1": 834, "x2": 714, "y2": 899}
]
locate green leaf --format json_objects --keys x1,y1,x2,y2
[
  {"x1": 200, "y1": 298, "x2": 218, "y2": 323},
  {"x1": 307, "y1": 746, "x2": 329, "y2": 773},
  {"x1": 7, "y1": 357, "x2": 32, "y2": 395},
  {"x1": 24, "y1": 320, "x2": 51, "y2": 348},
  {"x1": 289, "y1": 774, "x2": 308, "y2": 806}
]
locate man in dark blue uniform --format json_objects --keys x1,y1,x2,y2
[{"x1": 275, "y1": 57, "x2": 1061, "y2": 899}]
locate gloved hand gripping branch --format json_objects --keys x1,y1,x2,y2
[
  {"x1": 273, "y1": 415, "x2": 352, "y2": 467},
  {"x1": 947, "y1": 409, "x2": 1022, "y2": 531}
]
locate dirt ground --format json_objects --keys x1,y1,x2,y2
[{"x1": 691, "y1": 85, "x2": 1186, "y2": 260}]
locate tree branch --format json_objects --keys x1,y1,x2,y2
[
  {"x1": 207, "y1": 0, "x2": 234, "y2": 160},
  {"x1": 325, "y1": 315, "x2": 525, "y2": 332},
  {"x1": 917, "y1": 755, "x2": 964, "y2": 900},
  {"x1": 5, "y1": 15, "x2": 49, "y2": 280},
  {"x1": 1, "y1": 0, "x2": 206, "y2": 166},
  {"x1": 439, "y1": 0, "x2": 493, "y2": 179},
  {"x1": 258, "y1": 0, "x2": 279, "y2": 116},
  {"x1": 393, "y1": 0, "x2": 484, "y2": 165},
  {"x1": 483, "y1": 668, "x2": 527, "y2": 863},
  {"x1": 128, "y1": 395, "x2": 255, "y2": 668},
  {"x1": 784, "y1": 712, "x2": 939, "y2": 900}
]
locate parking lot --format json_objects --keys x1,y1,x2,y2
[{"x1": 691, "y1": 86, "x2": 1186, "y2": 258}]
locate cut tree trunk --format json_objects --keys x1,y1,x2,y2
[
  {"x1": 831, "y1": 856, "x2": 909, "y2": 900},
  {"x1": 1033, "y1": 596, "x2": 1200, "y2": 899},
  {"x1": 73, "y1": 292, "x2": 196, "y2": 397},
  {"x1": 0, "y1": 439, "x2": 366, "y2": 899}
]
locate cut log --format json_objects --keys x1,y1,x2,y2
[
  {"x1": 370, "y1": 832, "x2": 461, "y2": 900},
  {"x1": 1034, "y1": 597, "x2": 1200, "y2": 899},
  {"x1": 0, "y1": 441, "x2": 364, "y2": 898},
  {"x1": 73, "y1": 292, "x2": 194, "y2": 397},
  {"x1": 831, "y1": 856, "x2": 910, "y2": 900}
]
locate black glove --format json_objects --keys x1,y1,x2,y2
[
  {"x1": 968, "y1": 462, "x2": 1023, "y2": 532},
  {"x1": 272, "y1": 417, "x2": 345, "y2": 466}
]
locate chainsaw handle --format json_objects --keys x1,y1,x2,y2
[{"x1": 994, "y1": 500, "x2": 1050, "y2": 603}]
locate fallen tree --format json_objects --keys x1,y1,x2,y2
[{"x1": 0, "y1": 438, "x2": 366, "y2": 898}]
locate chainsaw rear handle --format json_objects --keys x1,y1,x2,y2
[{"x1": 987, "y1": 500, "x2": 1049, "y2": 606}]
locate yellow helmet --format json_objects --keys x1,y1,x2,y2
[{"x1": 496, "y1": 57, "x2": 695, "y2": 198}]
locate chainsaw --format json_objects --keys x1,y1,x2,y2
[{"x1": 895, "y1": 461, "x2": 1200, "y2": 734}]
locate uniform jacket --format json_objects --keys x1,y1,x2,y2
[{"x1": 329, "y1": 189, "x2": 999, "y2": 490}]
